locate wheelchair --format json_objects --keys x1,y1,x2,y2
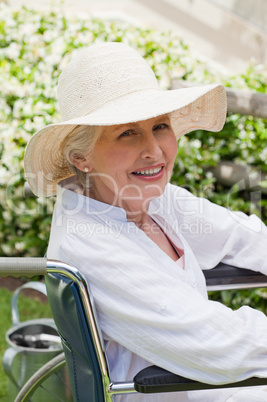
[{"x1": 1, "y1": 257, "x2": 267, "y2": 401}]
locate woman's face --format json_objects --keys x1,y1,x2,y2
[{"x1": 80, "y1": 115, "x2": 177, "y2": 213}]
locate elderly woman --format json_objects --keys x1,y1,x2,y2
[{"x1": 24, "y1": 42, "x2": 267, "y2": 401}]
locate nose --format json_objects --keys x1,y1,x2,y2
[{"x1": 140, "y1": 132, "x2": 163, "y2": 160}]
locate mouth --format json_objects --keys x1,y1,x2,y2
[{"x1": 132, "y1": 166, "x2": 164, "y2": 177}]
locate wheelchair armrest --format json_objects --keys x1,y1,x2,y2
[
  {"x1": 134, "y1": 365, "x2": 267, "y2": 393},
  {"x1": 204, "y1": 262, "x2": 267, "y2": 291}
]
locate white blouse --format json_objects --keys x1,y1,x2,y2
[{"x1": 47, "y1": 176, "x2": 267, "y2": 401}]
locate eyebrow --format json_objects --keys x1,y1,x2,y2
[
  {"x1": 104, "y1": 115, "x2": 171, "y2": 136},
  {"x1": 119, "y1": 116, "x2": 169, "y2": 129}
]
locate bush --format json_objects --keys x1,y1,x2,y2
[{"x1": 0, "y1": 4, "x2": 266, "y2": 259}]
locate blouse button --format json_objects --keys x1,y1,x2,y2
[{"x1": 160, "y1": 303, "x2": 167, "y2": 310}]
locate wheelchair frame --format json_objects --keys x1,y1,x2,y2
[{"x1": 1, "y1": 257, "x2": 267, "y2": 401}]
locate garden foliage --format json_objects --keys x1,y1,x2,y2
[{"x1": 0, "y1": 4, "x2": 266, "y2": 263}]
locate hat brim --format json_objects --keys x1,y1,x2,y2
[{"x1": 24, "y1": 84, "x2": 226, "y2": 197}]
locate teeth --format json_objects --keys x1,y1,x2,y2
[{"x1": 134, "y1": 167, "x2": 162, "y2": 176}]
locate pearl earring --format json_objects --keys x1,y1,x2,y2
[{"x1": 84, "y1": 167, "x2": 89, "y2": 173}]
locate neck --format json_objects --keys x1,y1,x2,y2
[
  {"x1": 120, "y1": 197, "x2": 151, "y2": 228},
  {"x1": 87, "y1": 182, "x2": 152, "y2": 225},
  {"x1": 126, "y1": 209, "x2": 150, "y2": 228}
]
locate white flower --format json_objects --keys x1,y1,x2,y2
[
  {"x1": 191, "y1": 139, "x2": 202, "y2": 149},
  {"x1": 15, "y1": 242, "x2": 26, "y2": 251},
  {"x1": 3, "y1": 42, "x2": 21, "y2": 59},
  {"x1": 259, "y1": 148, "x2": 267, "y2": 162},
  {"x1": 206, "y1": 171, "x2": 214, "y2": 179},
  {"x1": 1, "y1": 244, "x2": 11, "y2": 255}
]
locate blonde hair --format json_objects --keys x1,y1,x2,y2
[{"x1": 61, "y1": 125, "x2": 102, "y2": 191}]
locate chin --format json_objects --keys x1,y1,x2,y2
[{"x1": 143, "y1": 185, "x2": 166, "y2": 201}]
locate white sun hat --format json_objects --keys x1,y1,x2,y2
[{"x1": 24, "y1": 41, "x2": 227, "y2": 197}]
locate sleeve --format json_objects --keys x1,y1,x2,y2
[
  {"x1": 168, "y1": 185, "x2": 267, "y2": 273},
  {"x1": 57, "y1": 231, "x2": 267, "y2": 385}
]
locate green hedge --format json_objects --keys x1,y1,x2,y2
[{"x1": 0, "y1": 4, "x2": 266, "y2": 258}]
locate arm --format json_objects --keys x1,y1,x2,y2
[{"x1": 167, "y1": 184, "x2": 267, "y2": 273}]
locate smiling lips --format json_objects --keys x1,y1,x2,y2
[
  {"x1": 132, "y1": 165, "x2": 164, "y2": 180},
  {"x1": 133, "y1": 166, "x2": 163, "y2": 176}
]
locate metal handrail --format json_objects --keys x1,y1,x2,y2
[{"x1": 0, "y1": 257, "x2": 137, "y2": 399}]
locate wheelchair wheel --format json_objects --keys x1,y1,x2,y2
[{"x1": 15, "y1": 352, "x2": 73, "y2": 401}]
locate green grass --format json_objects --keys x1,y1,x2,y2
[{"x1": 0, "y1": 285, "x2": 52, "y2": 401}]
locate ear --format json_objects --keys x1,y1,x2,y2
[{"x1": 72, "y1": 154, "x2": 92, "y2": 173}]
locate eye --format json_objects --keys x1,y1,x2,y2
[
  {"x1": 153, "y1": 123, "x2": 169, "y2": 131},
  {"x1": 119, "y1": 130, "x2": 135, "y2": 138}
]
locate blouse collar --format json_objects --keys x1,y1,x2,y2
[{"x1": 57, "y1": 175, "x2": 167, "y2": 222}]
